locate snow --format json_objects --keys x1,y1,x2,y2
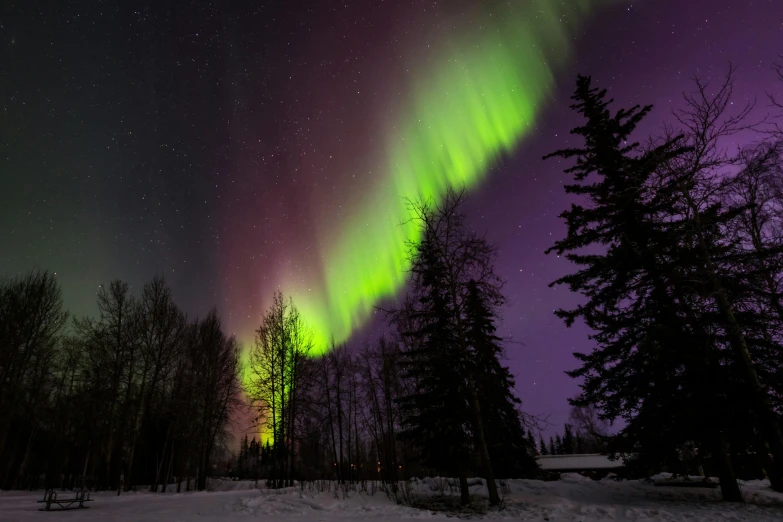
[
  {"x1": 1, "y1": 475, "x2": 781, "y2": 522},
  {"x1": 537, "y1": 453, "x2": 625, "y2": 471}
]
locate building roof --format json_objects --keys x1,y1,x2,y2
[{"x1": 536, "y1": 453, "x2": 624, "y2": 471}]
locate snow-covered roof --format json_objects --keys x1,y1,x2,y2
[{"x1": 536, "y1": 453, "x2": 624, "y2": 471}]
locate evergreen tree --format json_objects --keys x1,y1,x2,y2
[
  {"x1": 555, "y1": 435, "x2": 564, "y2": 456},
  {"x1": 465, "y1": 280, "x2": 539, "y2": 478},
  {"x1": 394, "y1": 190, "x2": 509, "y2": 505},
  {"x1": 539, "y1": 437, "x2": 548, "y2": 455},
  {"x1": 397, "y1": 228, "x2": 473, "y2": 501},
  {"x1": 548, "y1": 437, "x2": 555, "y2": 456},
  {"x1": 238, "y1": 435, "x2": 249, "y2": 477},
  {"x1": 248, "y1": 438, "x2": 259, "y2": 480},
  {"x1": 526, "y1": 430, "x2": 537, "y2": 451},
  {"x1": 563, "y1": 425, "x2": 575, "y2": 455},
  {"x1": 544, "y1": 75, "x2": 746, "y2": 500},
  {"x1": 262, "y1": 441, "x2": 271, "y2": 466}
]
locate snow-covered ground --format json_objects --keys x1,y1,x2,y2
[{"x1": 1, "y1": 474, "x2": 782, "y2": 521}]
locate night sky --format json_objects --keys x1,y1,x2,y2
[{"x1": 3, "y1": 0, "x2": 782, "y2": 434}]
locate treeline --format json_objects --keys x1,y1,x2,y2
[
  {"x1": 244, "y1": 191, "x2": 541, "y2": 506},
  {"x1": 0, "y1": 273, "x2": 242, "y2": 491},
  {"x1": 547, "y1": 66, "x2": 783, "y2": 501},
  {"x1": 231, "y1": 435, "x2": 262, "y2": 481}
]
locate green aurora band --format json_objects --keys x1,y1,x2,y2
[{"x1": 285, "y1": 0, "x2": 620, "y2": 354}]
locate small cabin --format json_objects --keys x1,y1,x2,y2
[{"x1": 536, "y1": 453, "x2": 624, "y2": 479}]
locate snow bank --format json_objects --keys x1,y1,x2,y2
[{"x1": 1, "y1": 476, "x2": 781, "y2": 521}]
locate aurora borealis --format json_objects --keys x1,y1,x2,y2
[
  {"x1": 289, "y1": 0, "x2": 614, "y2": 351},
  {"x1": 4, "y1": 0, "x2": 782, "y2": 433}
]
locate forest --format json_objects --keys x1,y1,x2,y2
[
  {"x1": 2, "y1": 63, "x2": 783, "y2": 504},
  {"x1": 0, "y1": 275, "x2": 242, "y2": 493},
  {"x1": 0, "y1": 191, "x2": 543, "y2": 505}
]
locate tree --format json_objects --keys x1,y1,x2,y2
[
  {"x1": 188, "y1": 311, "x2": 242, "y2": 491},
  {"x1": 544, "y1": 75, "x2": 746, "y2": 500},
  {"x1": 659, "y1": 70, "x2": 783, "y2": 490},
  {"x1": 539, "y1": 437, "x2": 548, "y2": 456},
  {"x1": 359, "y1": 337, "x2": 406, "y2": 488},
  {"x1": 237, "y1": 435, "x2": 249, "y2": 477},
  {"x1": 0, "y1": 271, "x2": 67, "y2": 489},
  {"x1": 527, "y1": 430, "x2": 536, "y2": 450},
  {"x1": 318, "y1": 342, "x2": 359, "y2": 485},
  {"x1": 569, "y1": 405, "x2": 608, "y2": 453},
  {"x1": 395, "y1": 238, "x2": 473, "y2": 502},
  {"x1": 247, "y1": 292, "x2": 313, "y2": 488},
  {"x1": 0, "y1": 272, "x2": 239, "y2": 492},
  {"x1": 563, "y1": 425, "x2": 575, "y2": 455},
  {"x1": 465, "y1": 279, "x2": 539, "y2": 477},
  {"x1": 124, "y1": 276, "x2": 185, "y2": 491},
  {"x1": 392, "y1": 189, "x2": 508, "y2": 505},
  {"x1": 727, "y1": 143, "x2": 783, "y2": 410},
  {"x1": 76, "y1": 280, "x2": 139, "y2": 490}
]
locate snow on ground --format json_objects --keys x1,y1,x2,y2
[{"x1": 1, "y1": 474, "x2": 782, "y2": 522}]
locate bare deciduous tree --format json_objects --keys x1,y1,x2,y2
[
  {"x1": 0, "y1": 273, "x2": 240, "y2": 492},
  {"x1": 659, "y1": 68, "x2": 783, "y2": 492},
  {"x1": 247, "y1": 292, "x2": 313, "y2": 488}
]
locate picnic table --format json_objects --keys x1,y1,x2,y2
[{"x1": 37, "y1": 489, "x2": 94, "y2": 511}]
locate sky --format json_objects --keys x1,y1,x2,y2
[{"x1": 2, "y1": 0, "x2": 782, "y2": 435}]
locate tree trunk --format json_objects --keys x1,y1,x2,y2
[
  {"x1": 164, "y1": 443, "x2": 175, "y2": 493},
  {"x1": 466, "y1": 374, "x2": 499, "y2": 506},
  {"x1": 458, "y1": 469, "x2": 470, "y2": 505},
  {"x1": 197, "y1": 442, "x2": 208, "y2": 491},
  {"x1": 125, "y1": 376, "x2": 149, "y2": 492},
  {"x1": 336, "y1": 362, "x2": 345, "y2": 485},
  {"x1": 685, "y1": 189, "x2": 783, "y2": 492},
  {"x1": 322, "y1": 359, "x2": 340, "y2": 483},
  {"x1": 354, "y1": 407, "x2": 360, "y2": 484},
  {"x1": 81, "y1": 444, "x2": 91, "y2": 490},
  {"x1": 346, "y1": 383, "x2": 353, "y2": 485},
  {"x1": 3, "y1": 429, "x2": 22, "y2": 489},
  {"x1": 714, "y1": 436, "x2": 743, "y2": 502},
  {"x1": 152, "y1": 422, "x2": 172, "y2": 492},
  {"x1": 288, "y1": 386, "x2": 296, "y2": 488},
  {"x1": 707, "y1": 266, "x2": 783, "y2": 491},
  {"x1": 15, "y1": 426, "x2": 38, "y2": 488},
  {"x1": 445, "y1": 261, "x2": 499, "y2": 506}
]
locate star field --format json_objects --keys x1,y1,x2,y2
[{"x1": 2, "y1": 0, "x2": 782, "y2": 433}]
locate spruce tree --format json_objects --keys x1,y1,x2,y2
[
  {"x1": 397, "y1": 229, "x2": 473, "y2": 503},
  {"x1": 465, "y1": 279, "x2": 539, "y2": 478},
  {"x1": 544, "y1": 75, "x2": 745, "y2": 501},
  {"x1": 238, "y1": 435, "x2": 249, "y2": 478},
  {"x1": 563, "y1": 425, "x2": 575, "y2": 455},
  {"x1": 539, "y1": 437, "x2": 548, "y2": 455},
  {"x1": 548, "y1": 437, "x2": 555, "y2": 456},
  {"x1": 394, "y1": 190, "x2": 507, "y2": 504}
]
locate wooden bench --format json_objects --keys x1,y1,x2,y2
[{"x1": 37, "y1": 489, "x2": 94, "y2": 511}]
